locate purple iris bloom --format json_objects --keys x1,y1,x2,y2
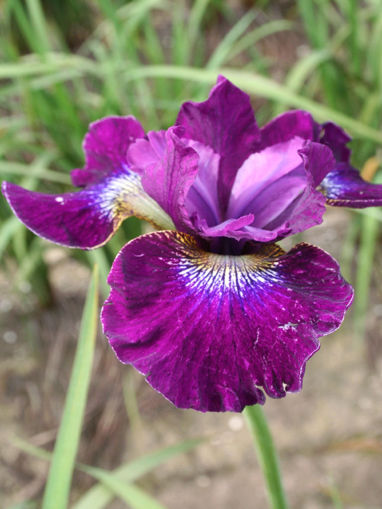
[{"x1": 3, "y1": 76, "x2": 382, "y2": 412}]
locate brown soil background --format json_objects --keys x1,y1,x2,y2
[
  {"x1": 1, "y1": 209, "x2": 382, "y2": 509},
  {"x1": 1, "y1": 1, "x2": 382, "y2": 506}
]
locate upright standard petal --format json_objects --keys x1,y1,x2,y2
[
  {"x1": 137, "y1": 127, "x2": 200, "y2": 233},
  {"x1": 259, "y1": 110, "x2": 317, "y2": 149},
  {"x1": 320, "y1": 122, "x2": 351, "y2": 163},
  {"x1": 102, "y1": 231, "x2": 353, "y2": 412},
  {"x1": 71, "y1": 116, "x2": 145, "y2": 187},
  {"x1": 259, "y1": 111, "x2": 382, "y2": 209},
  {"x1": 176, "y1": 76, "x2": 260, "y2": 210},
  {"x1": 2, "y1": 117, "x2": 174, "y2": 249},
  {"x1": 225, "y1": 140, "x2": 334, "y2": 242}
]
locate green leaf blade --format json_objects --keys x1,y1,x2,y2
[
  {"x1": 41, "y1": 265, "x2": 99, "y2": 509},
  {"x1": 73, "y1": 438, "x2": 202, "y2": 509}
]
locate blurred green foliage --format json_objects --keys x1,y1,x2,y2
[
  {"x1": 2, "y1": 1, "x2": 382, "y2": 507},
  {"x1": 1, "y1": 0, "x2": 382, "y2": 338}
]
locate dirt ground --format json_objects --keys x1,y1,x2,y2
[{"x1": 1, "y1": 208, "x2": 382, "y2": 509}]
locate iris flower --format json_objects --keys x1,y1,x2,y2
[{"x1": 3, "y1": 76, "x2": 382, "y2": 412}]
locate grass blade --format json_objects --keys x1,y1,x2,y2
[
  {"x1": 74, "y1": 438, "x2": 202, "y2": 509},
  {"x1": 354, "y1": 212, "x2": 379, "y2": 342},
  {"x1": 74, "y1": 468, "x2": 167, "y2": 509},
  {"x1": 244, "y1": 405, "x2": 288, "y2": 509},
  {"x1": 227, "y1": 19, "x2": 293, "y2": 62},
  {"x1": 0, "y1": 216, "x2": 22, "y2": 259},
  {"x1": 13, "y1": 435, "x2": 202, "y2": 509},
  {"x1": 86, "y1": 249, "x2": 111, "y2": 298},
  {"x1": 41, "y1": 265, "x2": 99, "y2": 509},
  {"x1": 207, "y1": 10, "x2": 256, "y2": 69},
  {"x1": 123, "y1": 65, "x2": 382, "y2": 143},
  {"x1": 187, "y1": 0, "x2": 211, "y2": 58},
  {"x1": 25, "y1": 0, "x2": 51, "y2": 54},
  {"x1": 0, "y1": 161, "x2": 71, "y2": 184},
  {"x1": 13, "y1": 438, "x2": 169, "y2": 509}
]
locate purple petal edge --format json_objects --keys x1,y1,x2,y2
[
  {"x1": 2, "y1": 181, "x2": 117, "y2": 249},
  {"x1": 2, "y1": 168, "x2": 173, "y2": 249},
  {"x1": 71, "y1": 116, "x2": 145, "y2": 187},
  {"x1": 321, "y1": 163, "x2": 382, "y2": 208},
  {"x1": 102, "y1": 230, "x2": 353, "y2": 412},
  {"x1": 176, "y1": 75, "x2": 260, "y2": 211}
]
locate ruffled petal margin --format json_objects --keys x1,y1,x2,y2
[
  {"x1": 102, "y1": 231, "x2": 354, "y2": 412},
  {"x1": 2, "y1": 171, "x2": 173, "y2": 249},
  {"x1": 2, "y1": 116, "x2": 174, "y2": 249}
]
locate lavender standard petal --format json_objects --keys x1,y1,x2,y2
[
  {"x1": 224, "y1": 140, "x2": 333, "y2": 241},
  {"x1": 102, "y1": 231, "x2": 353, "y2": 413},
  {"x1": 228, "y1": 137, "x2": 307, "y2": 219},
  {"x1": 134, "y1": 127, "x2": 200, "y2": 233}
]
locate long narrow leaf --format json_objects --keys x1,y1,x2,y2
[
  {"x1": 227, "y1": 19, "x2": 293, "y2": 62},
  {"x1": 74, "y1": 466, "x2": 167, "y2": 509},
  {"x1": 13, "y1": 438, "x2": 168, "y2": 509},
  {"x1": 74, "y1": 438, "x2": 202, "y2": 509},
  {"x1": 25, "y1": 0, "x2": 51, "y2": 54},
  {"x1": 13, "y1": 436, "x2": 202, "y2": 509},
  {"x1": 0, "y1": 161, "x2": 71, "y2": 184},
  {"x1": 122, "y1": 65, "x2": 382, "y2": 143},
  {"x1": 207, "y1": 11, "x2": 257, "y2": 69},
  {"x1": 41, "y1": 265, "x2": 99, "y2": 509}
]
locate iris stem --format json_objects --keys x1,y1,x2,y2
[{"x1": 244, "y1": 405, "x2": 288, "y2": 509}]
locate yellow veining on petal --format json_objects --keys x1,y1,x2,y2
[{"x1": 169, "y1": 231, "x2": 285, "y2": 294}]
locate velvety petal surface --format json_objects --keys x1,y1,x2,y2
[
  {"x1": 259, "y1": 110, "x2": 317, "y2": 149},
  {"x1": 137, "y1": 127, "x2": 200, "y2": 232},
  {"x1": 225, "y1": 140, "x2": 334, "y2": 242},
  {"x1": 176, "y1": 76, "x2": 260, "y2": 210},
  {"x1": 128, "y1": 132, "x2": 222, "y2": 232},
  {"x1": 71, "y1": 116, "x2": 145, "y2": 187},
  {"x1": 320, "y1": 163, "x2": 382, "y2": 208},
  {"x1": 102, "y1": 230, "x2": 353, "y2": 412},
  {"x1": 3, "y1": 115, "x2": 174, "y2": 249},
  {"x1": 320, "y1": 122, "x2": 351, "y2": 163},
  {"x1": 2, "y1": 170, "x2": 173, "y2": 249}
]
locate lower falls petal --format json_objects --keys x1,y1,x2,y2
[
  {"x1": 2, "y1": 170, "x2": 173, "y2": 249},
  {"x1": 320, "y1": 164, "x2": 382, "y2": 208},
  {"x1": 101, "y1": 231, "x2": 354, "y2": 413}
]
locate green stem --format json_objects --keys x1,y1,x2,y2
[{"x1": 244, "y1": 405, "x2": 288, "y2": 509}]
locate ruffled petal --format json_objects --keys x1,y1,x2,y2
[
  {"x1": 176, "y1": 75, "x2": 260, "y2": 210},
  {"x1": 102, "y1": 230, "x2": 353, "y2": 412},
  {"x1": 2, "y1": 171, "x2": 173, "y2": 249},
  {"x1": 71, "y1": 116, "x2": 145, "y2": 187},
  {"x1": 258, "y1": 112, "x2": 351, "y2": 164},
  {"x1": 129, "y1": 127, "x2": 200, "y2": 232},
  {"x1": 320, "y1": 163, "x2": 382, "y2": 208},
  {"x1": 224, "y1": 140, "x2": 334, "y2": 242},
  {"x1": 126, "y1": 130, "x2": 167, "y2": 177},
  {"x1": 228, "y1": 137, "x2": 307, "y2": 219}
]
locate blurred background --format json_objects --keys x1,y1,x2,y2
[{"x1": 1, "y1": 0, "x2": 382, "y2": 508}]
